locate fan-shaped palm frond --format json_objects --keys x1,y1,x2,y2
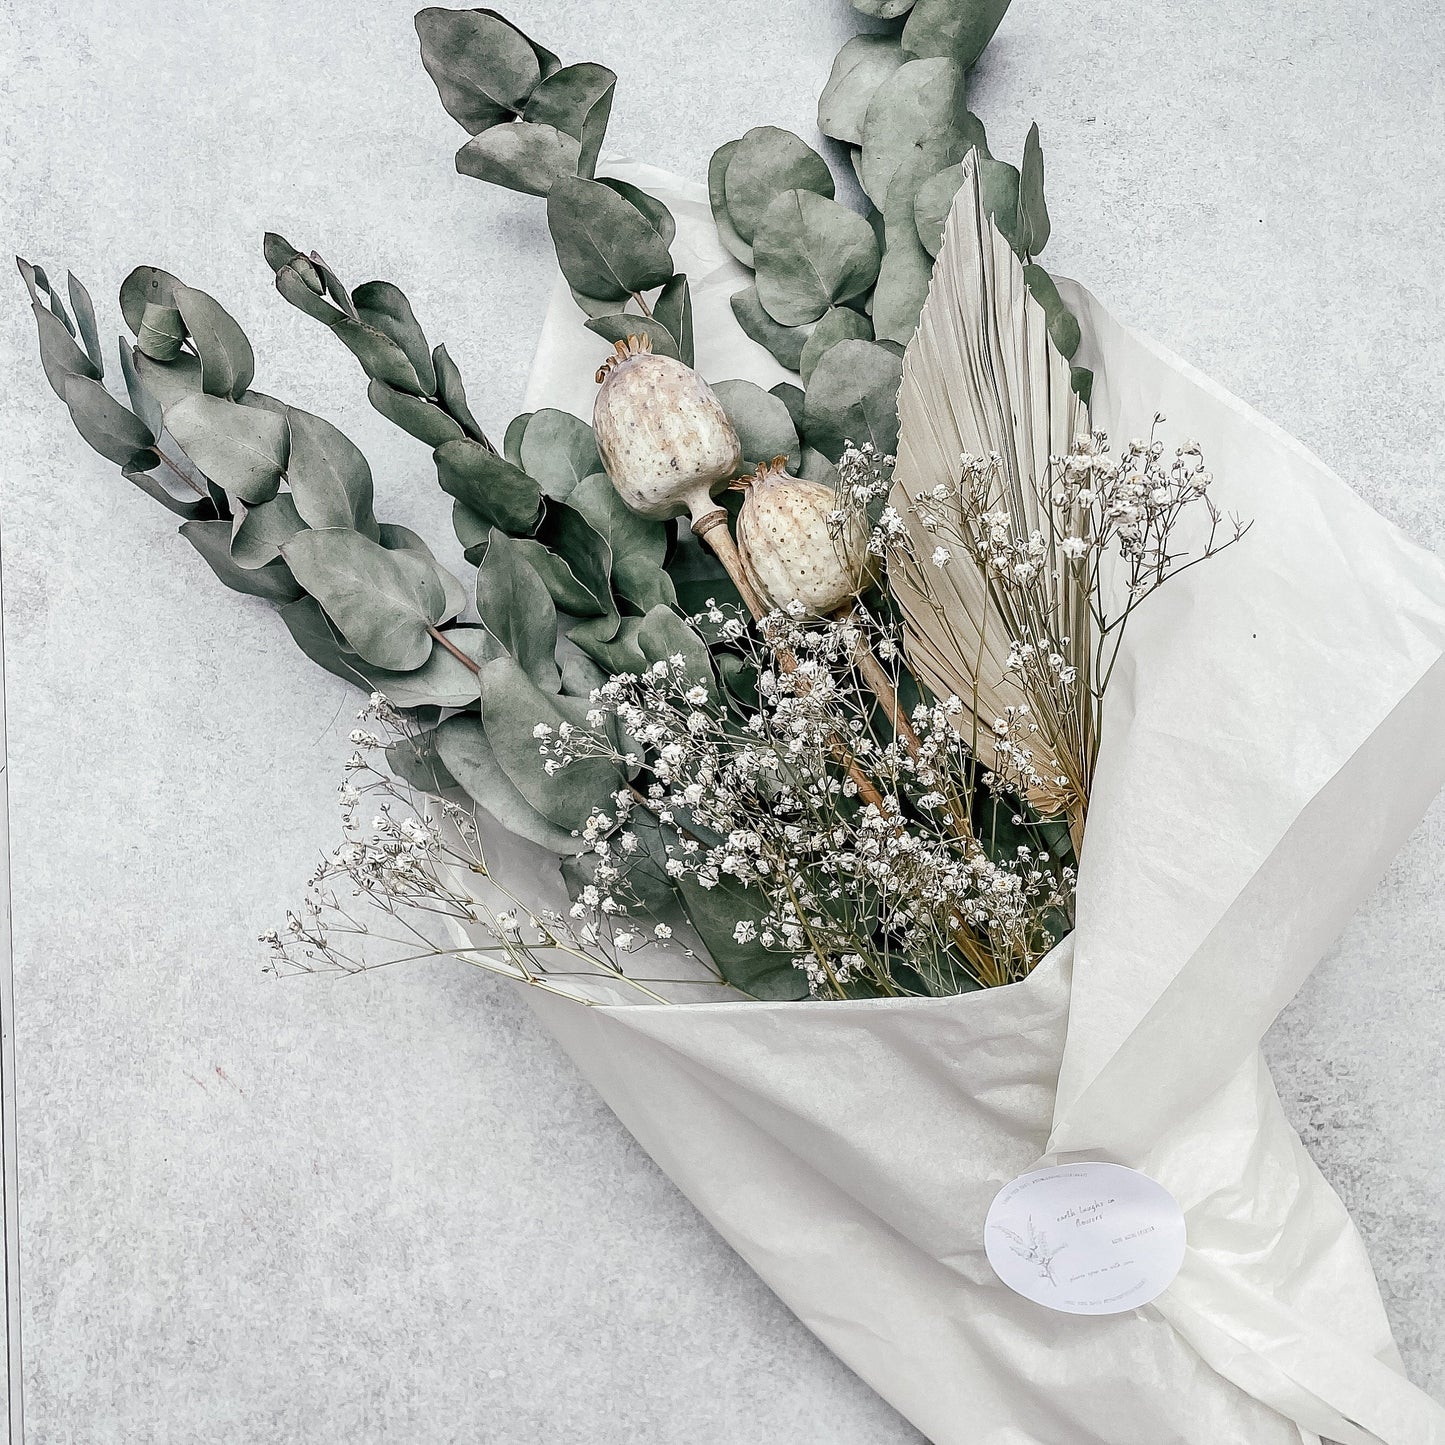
[{"x1": 891, "y1": 152, "x2": 1089, "y2": 841}]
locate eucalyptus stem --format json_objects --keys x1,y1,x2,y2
[{"x1": 428, "y1": 624, "x2": 481, "y2": 673}]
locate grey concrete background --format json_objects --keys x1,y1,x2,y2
[{"x1": 0, "y1": 0, "x2": 1441, "y2": 1439}]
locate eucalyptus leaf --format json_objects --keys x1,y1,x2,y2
[
  {"x1": 978, "y1": 152, "x2": 1024, "y2": 252},
  {"x1": 367, "y1": 627, "x2": 500, "y2": 709},
  {"x1": 365, "y1": 525, "x2": 457, "y2": 632},
  {"x1": 722, "y1": 127, "x2": 834, "y2": 246},
  {"x1": 455, "y1": 121, "x2": 581, "y2": 196},
  {"x1": 453, "y1": 498, "x2": 491, "y2": 560},
  {"x1": 475, "y1": 527, "x2": 561, "y2": 691},
  {"x1": 799, "y1": 446, "x2": 840, "y2": 486},
  {"x1": 367, "y1": 378, "x2": 465, "y2": 448},
  {"x1": 535, "y1": 498, "x2": 618, "y2": 629},
  {"x1": 39, "y1": 274, "x2": 76, "y2": 336},
  {"x1": 901, "y1": 0, "x2": 1012, "y2": 69},
  {"x1": 174, "y1": 283, "x2": 254, "y2": 399},
  {"x1": 712, "y1": 379, "x2": 801, "y2": 471},
  {"x1": 708, "y1": 141, "x2": 753, "y2": 267},
  {"x1": 1071, "y1": 365, "x2": 1094, "y2": 406},
  {"x1": 332, "y1": 317, "x2": 429, "y2": 395},
  {"x1": 652, "y1": 273, "x2": 694, "y2": 367},
  {"x1": 285, "y1": 407, "x2": 379, "y2": 536},
  {"x1": 432, "y1": 344, "x2": 488, "y2": 443},
  {"x1": 130, "y1": 348, "x2": 203, "y2": 414},
  {"x1": 818, "y1": 34, "x2": 906, "y2": 146},
  {"x1": 519, "y1": 408, "x2": 602, "y2": 500},
  {"x1": 729, "y1": 286, "x2": 813, "y2": 371},
  {"x1": 477, "y1": 656, "x2": 625, "y2": 835},
  {"x1": 434, "y1": 437, "x2": 544, "y2": 534},
  {"x1": 308, "y1": 253, "x2": 356, "y2": 316},
  {"x1": 547, "y1": 175, "x2": 675, "y2": 303},
  {"x1": 754, "y1": 190, "x2": 880, "y2": 327},
  {"x1": 277, "y1": 595, "x2": 373, "y2": 689},
  {"x1": 166, "y1": 392, "x2": 288, "y2": 504},
  {"x1": 503, "y1": 412, "x2": 532, "y2": 466},
  {"x1": 377, "y1": 524, "x2": 463, "y2": 621},
  {"x1": 121, "y1": 460, "x2": 212, "y2": 520},
  {"x1": 1018, "y1": 121, "x2": 1050, "y2": 257},
  {"x1": 801, "y1": 339, "x2": 904, "y2": 461},
  {"x1": 674, "y1": 869, "x2": 808, "y2": 999},
  {"x1": 1022, "y1": 264, "x2": 1080, "y2": 359},
  {"x1": 597, "y1": 178, "x2": 676, "y2": 249},
  {"x1": 61, "y1": 374, "x2": 155, "y2": 467},
  {"x1": 798, "y1": 306, "x2": 874, "y2": 384},
  {"x1": 118, "y1": 339, "x2": 163, "y2": 438},
  {"x1": 387, "y1": 729, "x2": 459, "y2": 797},
  {"x1": 433, "y1": 714, "x2": 585, "y2": 854},
  {"x1": 913, "y1": 165, "x2": 965, "y2": 257},
  {"x1": 873, "y1": 155, "x2": 942, "y2": 345},
  {"x1": 414, "y1": 7, "x2": 541, "y2": 133},
  {"x1": 519, "y1": 537, "x2": 608, "y2": 616},
  {"x1": 66, "y1": 272, "x2": 103, "y2": 371},
  {"x1": 559, "y1": 647, "x2": 608, "y2": 701},
  {"x1": 569, "y1": 285, "x2": 625, "y2": 319},
  {"x1": 568, "y1": 472, "x2": 676, "y2": 613},
  {"x1": 569, "y1": 604, "x2": 711, "y2": 696},
  {"x1": 481, "y1": 8, "x2": 561, "y2": 83},
  {"x1": 281, "y1": 527, "x2": 456, "y2": 671},
  {"x1": 523, "y1": 61, "x2": 616, "y2": 179},
  {"x1": 352, "y1": 281, "x2": 436, "y2": 395},
  {"x1": 231, "y1": 493, "x2": 307, "y2": 569},
  {"x1": 858, "y1": 57, "x2": 972, "y2": 209},
  {"x1": 272, "y1": 254, "x2": 343, "y2": 326},
  {"x1": 118, "y1": 264, "x2": 181, "y2": 334},
  {"x1": 262, "y1": 232, "x2": 303, "y2": 276},
  {"x1": 139, "y1": 302, "x2": 186, "y2": 363},
  {"x1": 770, "y1": 381, "x2": 806, "y2": 435},
  {"x1": 182, "y1": 519, "x2": 303, "y2": 603},
  {"x1": 26, "y1": 295, "x2": 100, "y2": 400},
  {"x1": 584, "y1": 313, "x2": 681, "y2": 362}
]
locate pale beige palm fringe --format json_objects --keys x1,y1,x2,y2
[{"x1": 892, "y1": 152, "x2": 1086, "y2": 822}]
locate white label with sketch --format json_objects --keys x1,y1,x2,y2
[{"x1": 984, "y1": 1162, "x2": 1187, "y2": 1316}]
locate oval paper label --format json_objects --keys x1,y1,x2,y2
[{"x1": 984, "y1": 1161, "x2": 1186, "y2": 1315}]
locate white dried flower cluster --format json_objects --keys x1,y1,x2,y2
[
  {"x1": 264, "y1": 696, "x2": 725, "y2": 1005},
  {"x1": 839, "y1": 425, "x2": 1247, "y2": 837},
  {"x1": 545, "y1": 612, "x2": 1074, "y2": 996}
]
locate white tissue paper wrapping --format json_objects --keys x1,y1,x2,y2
[{"x1": 482, "y1": 161, "x2": 1445, "y2": 1444}]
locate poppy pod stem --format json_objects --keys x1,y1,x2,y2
[{"x1": 690, "y1": 503, "x2": 769, "y2": 619}]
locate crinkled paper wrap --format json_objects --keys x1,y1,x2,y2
[{"x1": 479, "y1": 162, "x2": 1445, "y2": 1444}]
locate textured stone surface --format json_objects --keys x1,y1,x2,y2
[{"x1": 0, "y1": 0, "x2": 1440, "y2": 1438}]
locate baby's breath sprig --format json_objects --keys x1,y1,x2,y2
[
  {"x1": 547, "y1": 607, "x2": 1074, "y2": 998},
  {"x1": 852, "y1": 425, "x2": 1248, "y2": 850},
  {"x1": 263, "y1": 696, "x2": 732, "y2": 1006}
]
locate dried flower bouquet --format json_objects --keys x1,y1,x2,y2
[{"x1": 19, "y1": 4, "x2": 1445, "y2": 1443}]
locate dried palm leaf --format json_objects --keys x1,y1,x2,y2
[{"x1": 891, "y1": 151, "x2": 1089, "y2": 838}]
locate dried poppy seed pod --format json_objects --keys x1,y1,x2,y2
[
  {"x1": 593, "y1": 335, "x2": 741, "y2": 520},
  {"x1": 736, "y1": 457, "x2": 878, "y2": 616},
  {"x1": 594, "y1": 334, "x2": 767, "y2": 617}
]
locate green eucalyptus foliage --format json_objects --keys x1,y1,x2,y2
[
  {"x1": 817, "y1": 35, "x2": 905, "y2": 147},
  {"x1": 711, "y1": 380, "x2": 802, "y2": 472},
  {"x1": 415, "y1": 12, "x2": 690, "y2": 365},
  {"x1": 22, "y1": 246, "x2": 743, "y2": 956},
  {"x1": 696, "y1": 0, "x2": 1089, "y2": 436},
  {"x1": 23, "y1": 0, "x2": 1096, "y2": 998}
]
